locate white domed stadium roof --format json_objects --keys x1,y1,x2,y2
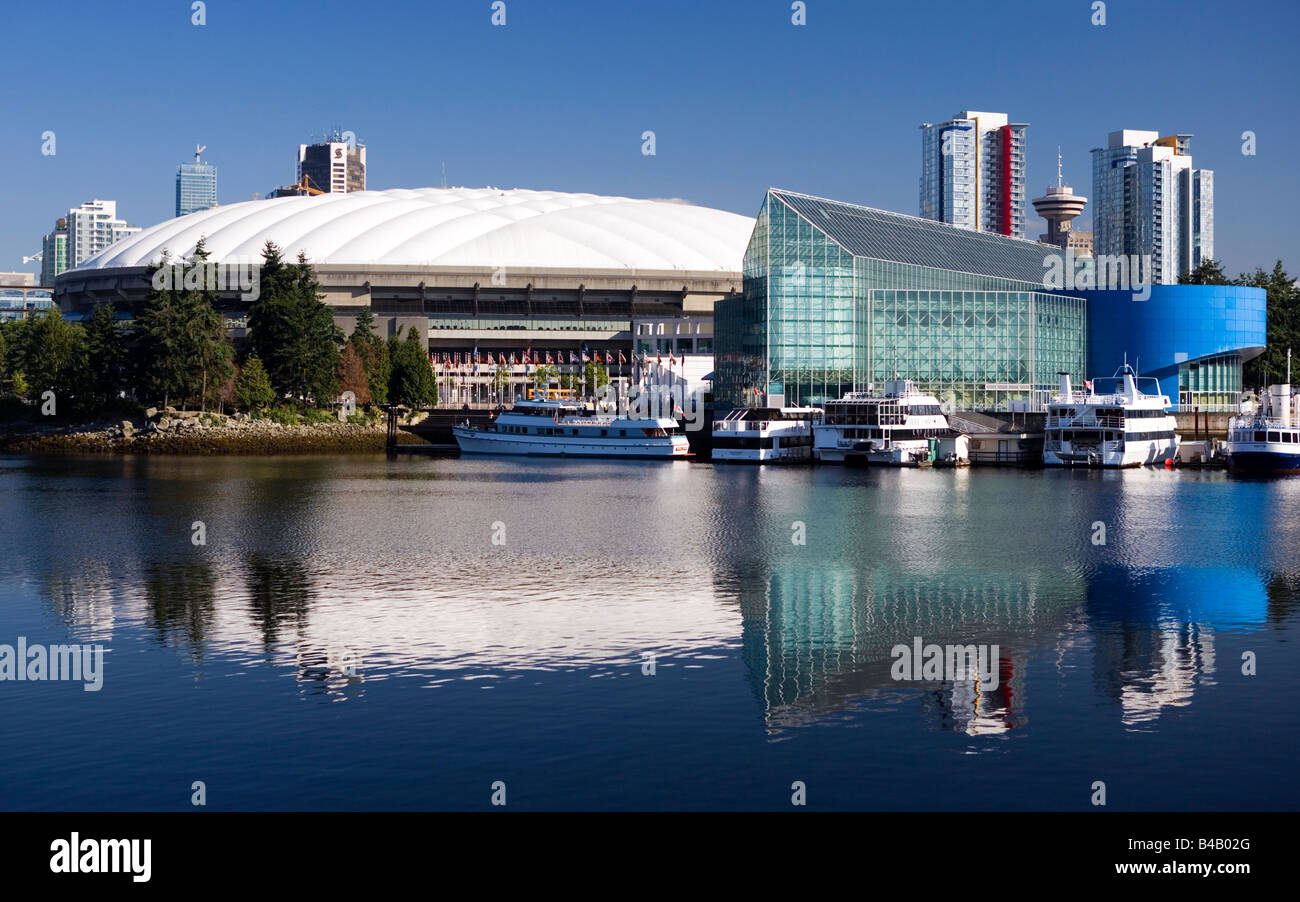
[{"x1": 80, "y1": 187, "x2": 754, "y2": 273}]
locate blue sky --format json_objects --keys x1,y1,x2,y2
[{"x1": 3, "y1": 0, "x2": 1297, "y2": 278}]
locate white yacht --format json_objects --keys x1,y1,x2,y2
[
  {"x1": 813, "y1": 379, "x2": 951, "y2": 466},
  {"x1": 712, "y1": 406, "x2": 823, "y2": 463},
  {"x1": 453, "y1": 400, "x2": 689, "y2": 458},
  {"x1": 1043, "y1": 366, "x2": 1179, "y2": 468},
  {"x1": 1226, "y1": 382, "x2": 1300, "y2": 475}
]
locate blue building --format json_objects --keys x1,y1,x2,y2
[{"x1": 1079, "y1": 284, "x2": 1265, "y2": 410}]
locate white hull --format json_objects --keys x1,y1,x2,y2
[
  {"x1": 454, "y1": 428, "x2": 687, "y2": 458},
  {"x1": 1043, "y1": 436, "x2": 1179, "y2": 468},
  {"x1": 712, "y1": 446, "x2": 813, "y2": 463},
  {"x1": 813, "y1": 430, "x2": 932, "y2": 466}
]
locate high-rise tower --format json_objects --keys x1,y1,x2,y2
[{"x1": 920, "y1": 111, "x2": 1028, "y2": 238}]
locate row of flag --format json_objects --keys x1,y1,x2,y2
[{"x1": 426, "y1": 349, "x2": 688, "y2": 368}]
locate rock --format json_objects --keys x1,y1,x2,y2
[
  {"x1": 157, "y1": 416, "x2": 173, "y2": 431},
  {"x1": 121, "y1": 420, "x2": 135, "y2": 438},
  {"x1": 145, "y1": 407, "x2": 158, "y2": 420}
]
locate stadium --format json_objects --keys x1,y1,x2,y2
[{"x1": 54, "y1": 187, "x2": 753, "y2": 389}]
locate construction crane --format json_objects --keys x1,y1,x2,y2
[
  {"x1": 194, "y1": 143, "x2": 207, "y2": 163},
  {"x1": 290, "y1": 173, "x2": 325, "y2": 195},
  {"x1": 22, "y1": 252, "x2": 43, "y2": 264}
]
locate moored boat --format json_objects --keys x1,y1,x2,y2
[
  {"x1": 1043, "y1": 365, "x2": 1179, "y2": 468},
  {"x1": 711, "y1": 406, "x2": 822, "y2": 463},
  {"x1": 813, "y1": 379, "x2": 953, "y2": 466},
  {"x1": 453, "y1": 399, "x2": 689, "y2": 458},
  {"x1": 1227, "y1": 381, "x2": 1300, "y2": 474}
]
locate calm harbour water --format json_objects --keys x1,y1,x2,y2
[{"x1": 0, "y1": 452, "x2": 1296, "y2": 811}]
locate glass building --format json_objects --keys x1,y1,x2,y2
[
  {"x1": 176, "y1": 160, "x2": 218, "y2": 217},
  {"x1": 716, "y1": 189, "x2": 1087, "y2": 411}
]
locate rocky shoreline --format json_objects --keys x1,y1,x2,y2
[{"x1": 0, "y1": 408, "x2": 399, "y2": 455}]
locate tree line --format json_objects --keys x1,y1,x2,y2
[
  {"x1": 0, "y1": 241, "x2": 437, "y2": 420},
  {"x1": 1180, "y1": 258, "x2": 1299, "y2": 388}
]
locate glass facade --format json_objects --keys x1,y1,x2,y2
[
  {"x1": 716, "y1": 190, "x2": 1086, "y2": 410},
  {"x1": 176, "y1": 162, "x2": 218, "y2": 217}
]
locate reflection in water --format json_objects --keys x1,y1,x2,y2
[
  {"x1": 245, "y1": 556, "x2": 314, "y2": 648},
  {"x1": 735, "y1": 562, "x2": 1083, "y2": 734},
  {"x1": 1081, "y1": 565, "x2": 1266, "y2": 729},
  {"x1": 3, "y1": 455, "x2": 1298, "y2": 811},
  {"x1": 144, "y1": 562, "x2": 217, "y2": 658}
]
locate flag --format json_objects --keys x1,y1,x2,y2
[
  {"x1": 656, "y1": 352, "x2": 662, "y2": 366},
  {"x1": 605, "y1": 350, "x2": 613, "y2": 364},
  {"x1": 570, "y1": 350, "x2": 578, "y2": 364},
  {"x1": 582, "y1": 349, "x2": 590, "y2": 363},
  {"x1": 618, "y1": 350, "x2": 626, "y2": 365},
  {"x1": 546, "y1": 351, "x2": 554, "y2": 364},
  {"x1": 509, "y1": 352, "x2": 516, "y2": 365}
]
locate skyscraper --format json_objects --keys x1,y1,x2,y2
[
  {"x1": 176, "y1": 144, "x2": 218, "y2": 217},
  {"x1": 65, "y1": 200, "x2": 141, "y2": 268},
  {"x1": 298, "y1": 132, "x2": 366, "y2": 194},
  {"x1": 1091, "y1": 130, "x2": 1214, "y2": 284},
  {"x1": 40, "y1": 218, "x2": 68, "y2": 286},
  {"x1": 919, "y1": 111, "x2": 1028, "y2": 239}
]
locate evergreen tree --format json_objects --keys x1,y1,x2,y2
[
  {"x1": 247, "y1": 243, "x2": 340, "y2": 406},
  {"x1": 234, "y1": 354, "x2": 275, "y2": 410},
  {"x1": 185, "y1": 239, "x2": 234, "y2": 412},
  {"x1": 81, "y1": 303, "x2": 127, "y2": 412},
  {"x1": 388, "y1": 327, "x2": 437, "y2": 407},
  {"x1": 1179, "y1": 259, "x2": 1230, "y2": 285},
  {"x1": 134, "y1": 245, "x2": 231, "y2": 409},
  {"x1": 349, "y1": 306, "x2": 389, "y2": 405},
  {"x1": 1241, "y1": 261, "x2": 1299, "y2": 388}
]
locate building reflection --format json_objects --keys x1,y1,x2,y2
[
  {"x1": 733, "y1": 562, "x2": 1084, "y2": 734},
  {"x1": 1081, "y1": 564, "x2": 1268, "y2": 728}
]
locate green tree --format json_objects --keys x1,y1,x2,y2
[
  {"x1": 80, "y1": 303, "x2": 127, "y2": 413},
  {"x1": 185, "y1": 239, "x2": 234, "y2": 412},
  {"x1": 349, "y1": 306, "x2": 389, "y2": 405},
  {"x1": 247, "y1": 243, "x2": 340, "y2": 406},
  {"x1": 581, "y1": 361, "x2": 609, "y2": 397},
  {"x1": 134, "y1": 244, "x2": 232, "y2": 409},
  {"x1": 1179, "y1": 258, "x2": 1231, "y2": 285},
  {"x1": 532, "y1": 364, "x2": 557, "y2": 391},
  {"x1": 234, "y1": 354, "x2": 275, "y2": 410},
  {"x1": 388, "y1": 327, "x2": 437, "y2": 407},
  {"x1": 21, "y1": 307, "x2": 85, "y2": 409},
  {"x1": 1241, "y1": 261, "x2": 1299, "y2": 388}
]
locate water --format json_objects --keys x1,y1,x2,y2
[{"x1": 0, "y1": 454, "x2": 1296, "y2": 811}]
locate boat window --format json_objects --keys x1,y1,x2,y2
[
  {"x1": 619, "y1": 430, "x2": 627, "y2": 437},
  {"x1": 1256, "y1": 431, "x2": 1267, "y2": 442},
  {"x1": 600, "y1": 429, "x2": 607, "y2": 437},
  {"x1": 571, "y1": 429, "x2": 578, "y2": 436},
  {"x1": 1269, "y1": 432, "x2": 1281, "y2": 443}
]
